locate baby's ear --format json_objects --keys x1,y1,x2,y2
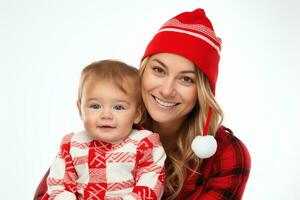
[
  {"x1": 77, "y1": 100, "x2": 82, "y2": 119},
  {"x1": 134, "y1": 106, "x2": 142, "y2": 124}
]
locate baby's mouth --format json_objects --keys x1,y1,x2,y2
[{"x1": 98, "y1": 125, "x2": 116, "y2": 129}]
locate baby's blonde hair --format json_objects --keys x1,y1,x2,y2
[{"x1": 78, "y1": 60, "x2": 141, "y2": 106}]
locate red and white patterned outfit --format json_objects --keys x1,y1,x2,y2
[{"x1": 41, "y1": 129, "x2": 166, "y2": 200}]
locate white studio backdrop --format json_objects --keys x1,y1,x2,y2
[{"x1": 0, "y1": 0, "x2": 299, "y2": 199}]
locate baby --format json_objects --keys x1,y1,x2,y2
[{"x1": 42, "y1": 60, "x2": 166, "y2": 200}]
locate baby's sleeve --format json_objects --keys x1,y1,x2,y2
[
  {"x1": 132, "y1": 132, "x2": 166, "y2": 200},
  {"x1": 41, "y1": 133, "x2": 77, "y2": 200}
]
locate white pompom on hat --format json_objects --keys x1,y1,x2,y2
[
  {"x1": 191, "y1": 108, "x2": 217, "y2": 159},
  {"x1": 142, "y1": 9, "x2": 221, "y2": 159},
  {"x1": 192, "y1": 135, "x2": 217, "y2": 159}
]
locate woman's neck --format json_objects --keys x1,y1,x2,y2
[
  {"x1": 152, "y1": 121, "x2": 178, "y2": 137},
  {"x1": 152, "y1": 119, "x2": 185, "y2": 148}
]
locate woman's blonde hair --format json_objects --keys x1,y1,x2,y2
[{"x1": 139, "y1": 57, "x2": 224, "y2": 199}]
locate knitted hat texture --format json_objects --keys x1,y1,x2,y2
[{"x1": 142, "y1": 8, "x2": 221, "y2": 94}]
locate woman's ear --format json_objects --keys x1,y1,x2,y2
[{"x1": 77, "y1": 100, "x2": 82, "y2": 119}]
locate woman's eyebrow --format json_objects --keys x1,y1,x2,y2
[
  {"x1": 180, "y1": 70, "x2": 196, "y2": 74},
  {"x1": 151, "y1": 58, "x2": 167, "y2": 69},
  {"x1": 151, "y1": 58, "x2": 195, "y2": 74}
]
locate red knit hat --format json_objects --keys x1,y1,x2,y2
[
  {"x1": 142, "y1": 8, "x2": 221, "y2": 94},
  {"x1": 141, "y1": 8, "x2": 221, "y2": 159}
]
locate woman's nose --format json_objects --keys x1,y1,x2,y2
[{"x1": 160, "y1": 78, "x2": 176, "y2": 98}]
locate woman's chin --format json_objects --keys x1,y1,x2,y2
[{"x1": 149, "y1": 110, "x2": 178, "y2": 124}]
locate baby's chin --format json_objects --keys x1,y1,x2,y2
[{"x1": 87, "y1": 131, "x2": 124, "y2": 144}]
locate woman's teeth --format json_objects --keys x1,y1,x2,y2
[{"x1": 155, "y1": 97, "x2": 177, "y2": 107}]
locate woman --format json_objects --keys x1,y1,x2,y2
[{"x1": 34, "y1": 8, "x2": 250, "y2": 200}]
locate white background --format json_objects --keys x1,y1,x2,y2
[{"x1": 0, "y1": 0, "x2": 299, "y2": 199}]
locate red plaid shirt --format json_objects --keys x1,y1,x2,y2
[
  {"x1": 34, "y1": 127, "x2": 250, "y2": 200},
  {"x1": 175, "y1": 127, "x2": 251, "y2": 200}
]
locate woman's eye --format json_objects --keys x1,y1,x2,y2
[
  {"x1": 90, "y1": 104, "x2": 101, "y2": 109},
  {"x1": 180, "y1": 76, "x2": 194, "y2": 83},
  {"x1": 113, "y1": 105, "x2": 125, "y2": 110},
  {"x1": 152, "y1": 66, "x2": 165, "y2": 74}
]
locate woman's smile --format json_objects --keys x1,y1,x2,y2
[{"x1": 153, "y1": 95, "x2": 179, "y2": 108}]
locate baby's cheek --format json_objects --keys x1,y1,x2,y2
[{"x1": 83, "y1": 118, "x2": 95, "y2": 130}]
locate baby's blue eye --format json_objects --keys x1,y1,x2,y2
[
  {"x1": 113, "y1": 105, "x2": 125, "y2": 110},
  {"x1": 90, "y1": 104, "x2": 101, "y2": 109}
]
